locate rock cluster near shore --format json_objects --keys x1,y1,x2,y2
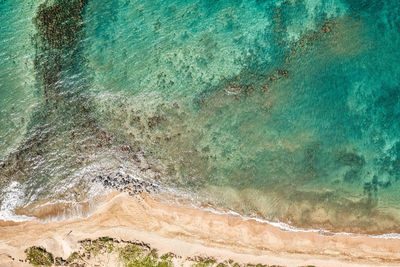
[{"x1": 92, "y1": 171, "x2": 159, "y2": 196}]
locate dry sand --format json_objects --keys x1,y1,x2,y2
[{"x1": 1, "y1": 192, "x2": 400, "y2": 267}]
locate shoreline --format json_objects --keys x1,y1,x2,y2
[
  {"x1": 1, "y1": 192, "x2": 400, "y2": 266},
  {"x1": 188, "y1": 203, "x2": 400, "y2": 240},
  {"x1": 8, "y1": 185, "x2": 400, "y2": 240}
]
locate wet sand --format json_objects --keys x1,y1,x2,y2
[{"x1": 1, "y1": 192, "x2": 400, "y2": 266}]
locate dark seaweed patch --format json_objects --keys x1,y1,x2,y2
[
  {"x1": 35, "y1": 0, "x2": 87, "y2": 49},
  {"x1": 33, "y1": 0, "x2": 88, "y2": 104},
  {"x1": 336, "y1": 151, "x2": 365, "y2": 167},
  {"x1": 343, "y1": 169, "x2": 360, "y2": 183}
]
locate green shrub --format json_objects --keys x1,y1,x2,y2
[{"x1": 25, "y1": 246, "x2": 54, "y2": 266}]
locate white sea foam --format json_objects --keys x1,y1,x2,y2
[{"x1": 0, "y1": 181, "x2": 35, "y2": 222}]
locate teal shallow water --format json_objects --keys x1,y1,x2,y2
[{"x1": 0, "y1": 0, "x2": 400, "y2": 233}]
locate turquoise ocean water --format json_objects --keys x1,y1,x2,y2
[{"x1": 1, "y1": 0, "x2": 400, "y2": 234}]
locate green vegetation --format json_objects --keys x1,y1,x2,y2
[
  {"x1": 25, "y1": 246, "x2": 54, "y2": 266},
  {"x1": 80, "y1": 237, "x2": 115, "y2": 255},
  {"x1": 160, "y1": 252, "x2": 175, "y2": 261},
  {"x1": 118, "y1": 245, "x2": 172, "y2": 267},
  {"x1": 189, "y1": 256, "x2": 217, "y2": 267},
  {"x1": 66, "y1": 251, "x2": 80, "y2": 262},
  {"x1": 24, "y1": 237, "x2": 287, "y2": 267}
]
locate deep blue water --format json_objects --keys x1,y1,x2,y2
[{"x1": 0, "y1": 0, "x2": 400, "y2": 233}]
